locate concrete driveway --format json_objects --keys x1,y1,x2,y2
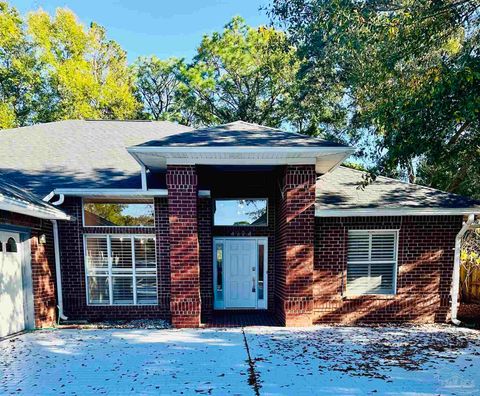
[{"x1": 1, "y1": 325, "x2": 480, "y2": 395}]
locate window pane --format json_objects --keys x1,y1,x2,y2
[
  {"x1": 83, "y1": 199, "x2": 154, "y2": 227},
  {"x1": 370, "y1": 262, "x2": 395, "y2": 294},
  {"x1": 134, "y1": 237, "x2": 156, "y2": 270},
  {"x1": 216, "y1": 243, "x2": 223, "y2": 300},
  {"x1": 347, "y1": 231, "x2": 397, "y2": 295},
  {"x1": 88, "y1": 276, "x2": 109, "y2": 304},
  {"x1": 6, "y1": 237, "x2": 17, "y2": 253},
  {"x1": 136, "y1": 276, "x2": 157, "y2": 304},
  {"x1": 371, "y1": 233, "x2": 396, "y2": 261},
  {"x1": 86, "y1": 237, "x2": 108, "y2": 270},
  {"x1": 258, "y1": 244, "x2": 265, "y2": 300},
  {"x1": 111, "y1": 237, "x2": 133, "y2": 271},
  {"x1": 347, "y1": 233, "x2": 370, "y2": 262},
  {"x1": 347, "y1": 262, "x2": 370, "y2": 294},
  {"x1": 214, "y1": 199, "x2": 267, "y2": 226},
  {"x1": 112, "y1": 276, "x2": 134, "y2": 304}
]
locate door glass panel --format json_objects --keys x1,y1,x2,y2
[
  {"x1": 216, "y1": 243, "x2": 224, "y2": 300},
  {"x1": 258, "y1": 244, "x2": 265, "y2": 300}
]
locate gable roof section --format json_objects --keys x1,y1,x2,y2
[
  {"x1": 0, "y1": 174, "x2": 69, "y2": 220},
  {"x1": 128, "y1": 121, "x2": 354, "y2": 174},
  {"x1": 316, "y1": 166, "x2": 480, "y2": 216},
  {"x1": 134, "y1": 121, "x2": 348, "y2": 148},
  {"x1": 0, "y1": 120, "x2": 193, "y2": 196}
]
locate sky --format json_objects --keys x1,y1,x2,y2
[{"x1": 12, "y1": 0, "x2": 270, "y2": 62}]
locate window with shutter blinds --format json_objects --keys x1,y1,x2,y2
[
  {"x1": 85, "y1": 235, "x2": 157, "y2": 305},
  {"x1": 346, "y1": 230, "x2": 398, "y2": 295}
]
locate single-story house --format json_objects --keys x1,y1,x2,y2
[{"x1": 0, "y1": 119, "x2": 478, "y2": 331}]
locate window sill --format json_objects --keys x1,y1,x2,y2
[
  {"x1": 342, "y1": 294, "x2": 397, "y2": 301},
  {"x1": 87, "y1": 303, "x2": 159, "y2": 307}
]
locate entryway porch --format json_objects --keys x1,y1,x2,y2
[{"x1": 203, "y1": 310, "x2": 280, "y2": 327}]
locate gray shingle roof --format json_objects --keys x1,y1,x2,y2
[
  {"x1": 0, "y1": 120, "x2": 193, "y2": 196},
  {"x1": 316, "y1": 166, "x2": 480, "y2": 211},
  {"x1": 134, "y1": 121, "x2": 349, "y2": 148},
  {"x1": 0, "y1": 173, "x2": 68, "y2": 219}
]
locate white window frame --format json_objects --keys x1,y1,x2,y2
[
  {"x1": 83, "y1": 234, "x2": 158, "y2": 306},
  {"x1": 346, "y1": 229, "x2": 399, "y2": 296},
  {"x1": 82, "y1": 198, "x2": 156, "y2": 228}
]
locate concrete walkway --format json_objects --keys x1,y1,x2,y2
[{"x1": 1, "y1": 325, "x2": 480, "y2": 395}]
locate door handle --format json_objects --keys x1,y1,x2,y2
[{"x1": 252, "y1": 277, "x2": 256, "y2": 293}]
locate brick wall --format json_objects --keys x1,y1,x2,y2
[
  {"x1": 276, "y1": 165, "x2": 316, "y2": 326},
  {"x1": 167, "y1": 165, "x2": 201, "y2": 327},
  {"x1": 57, "y1": 196, "x2": 170, "y2": 321},
  {"x1": 198, "y1": 168, "x2": 277, "y2": 320},
  {"x1": 0, "y1": 210, "x2": 56, "y2": 328},
  {"x1": 314, "y1": 215, "x2": 463, "y2": 324},
  {"x1": 198, "y1": 197, "x2": 213, "y2": 322}
]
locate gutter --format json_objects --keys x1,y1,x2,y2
[
  {"x1": 0, "y1": 195, "x2": 70, "y2": 220},
  {"x1": 43, "y1": 188, "x2": 211, "y2": 199},
  {"x1": 315, "y1": 208, "x2": 480, "y2": 217},
  {"x1": 451, "y1": 214, "x2": 475, "y2": 325}
]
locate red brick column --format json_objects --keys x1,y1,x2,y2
[
  {"x1": 166, "y1": 165, "x2": 201, "y2": 327},
  {"x1": 276, "y1": 165, "x2": 316, "y2": 326}
]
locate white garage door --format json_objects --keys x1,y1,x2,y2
[{"x1": 0, "y1": 231, "x2": 25, "y2": 338}]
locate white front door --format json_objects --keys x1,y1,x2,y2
[
  {"x1": 214, "y1": 237, "x2": 268, "y2": 310},
  {"x1": 0, "y1": 231, "x2": 25, "y2": 338},
  {"x1": 225, "y1": 239, "x2": 257, "y2": 308}
]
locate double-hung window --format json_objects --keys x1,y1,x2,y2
[
  {"x1": 346, "y1": 230, "x2": 398, "y2": 295},
  {"x1": 85, "y1": 235, "x2": 157, "y2": 305}
]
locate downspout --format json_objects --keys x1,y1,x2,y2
[
  {"x1": 51, "y1": 219, "x2": 68, "y2": 322},
  {"x1": 451, "y1": 214, "x2": 475, "y2": 325},
  {"x1": 49, "y1": 191, "x2": 67, "y2": 322}
]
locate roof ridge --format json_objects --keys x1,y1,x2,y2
[{"x1": 84, "y1": 119, "x2": 154, "y2": 122}]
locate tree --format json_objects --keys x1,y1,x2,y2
[
  {"x1": 27, "y1": 8, "x2": 138, "y2": 121},
  {"x1": 270, "y1": 0, "x2": 480, "y2": 198},
  {"x1": 0, "y1": 1, "x2": 42, "y2": 128},
  {"x1": 179, "y1": 17, "x2": 301, "y2": 127},
  {"x1": 134, "y1": 56, "x2": 186, "y2": 122}
]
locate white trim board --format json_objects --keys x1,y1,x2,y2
[
  {"x1": 127, "y1": 146, "x2": 355, "y2": 154},
  {"x1": 0, "y1": 197, "x2": 70, "y2": 221},
  {"x1": 126, "y1": 146, "x2": 355, "y2": 174},
  {"x1": 47, "y1": 188, "x2": 211, "y2": 198},
  {"x1": 315, "y1": 208, "x2": 480, "y2": 217}
]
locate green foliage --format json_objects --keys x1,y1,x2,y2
[
  {"x1": 0, "y1": 1, "x2": 43, "y2": 127},
  {"x1": 178, "y1": 17, "x2": 301, "y2": 127},
  {"x1": 0, "y1": 3, "x2": 138, "y2": 128},
  {"x1": 134, "y1": 56, "x2": 186, "y2": 122},
  {"x1": 27, "y1": 9, "x2": 138, "y2": 120},
  {"x1": 270, "y1": 0, "x2": 480, "y2": 198}
]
